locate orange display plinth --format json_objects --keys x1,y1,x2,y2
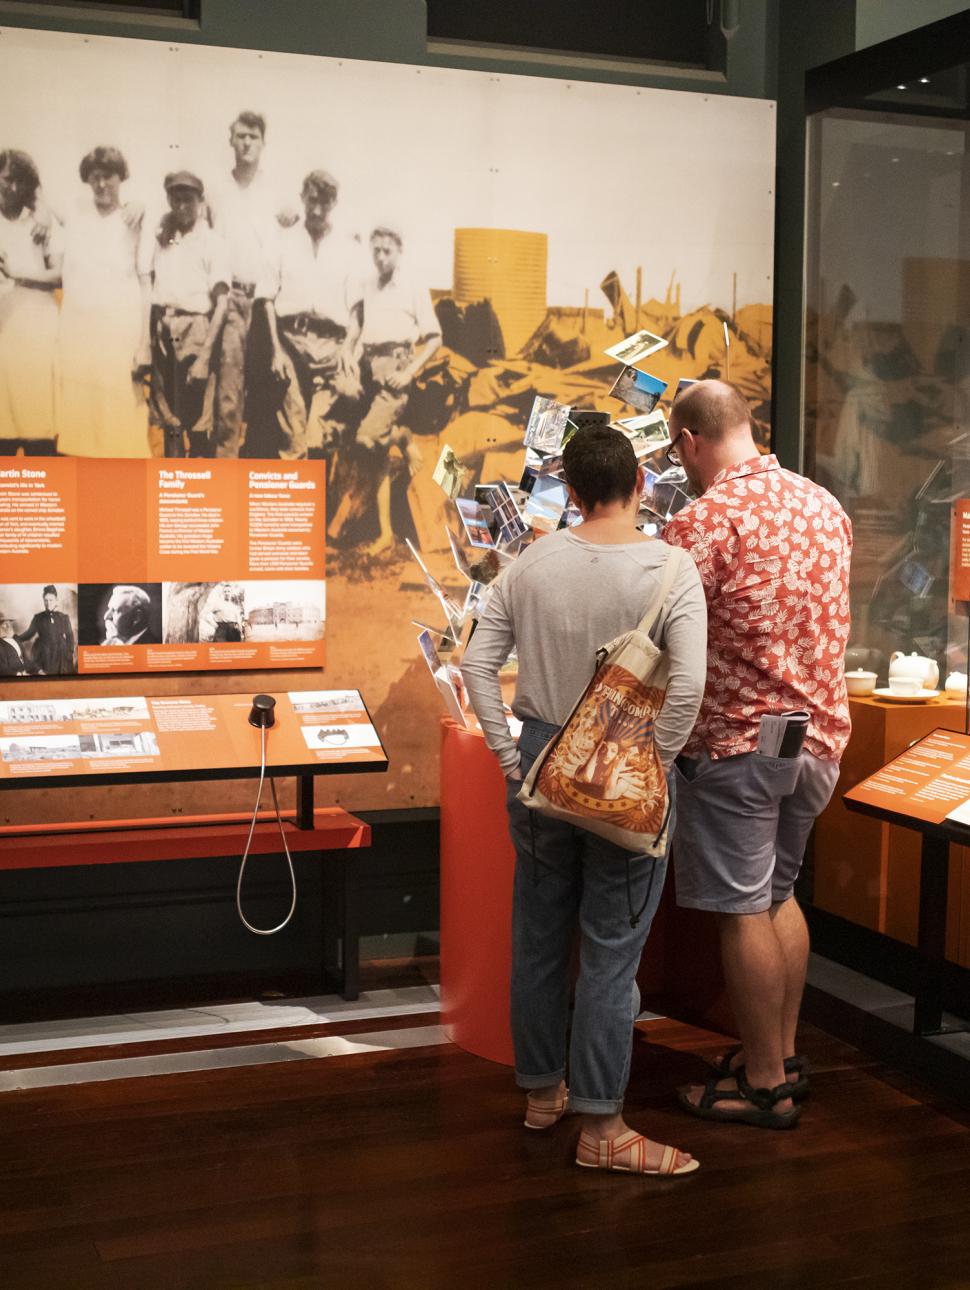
[
  {"x1": 815, "y1": 694, "x2": 970, "y2": 966},
  {"x1": 439, "y1": 719, "x2": 516, "y2": 1065},
  {"x1": 437, "y1": 720, "x2": 716, "y2": 1065}
]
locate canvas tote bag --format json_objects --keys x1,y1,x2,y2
[{"x1": 517, "y1": 545, "x2": 686, "y2": 854}]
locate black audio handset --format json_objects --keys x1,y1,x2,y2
[
  {"x1": 248, "y1": 693, "x2": 276, "y2": 728},
  {"x1": 237, "y1": 693, "x2": 296, "y2": 935}
]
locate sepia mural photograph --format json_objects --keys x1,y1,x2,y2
[{"x1": 0, "y1": 27, "x2": 775, "y2": 811}]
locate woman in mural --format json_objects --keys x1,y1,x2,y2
[
  {"x1": 56, "y1": 146, "x2": 151, "y2": 458},
  {"x1": 0, "y1": 149, "x2": 62, "y2": 454}
]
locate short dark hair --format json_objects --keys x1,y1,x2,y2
[
  {"x1": 42, "y1": 584, "x2": 57, "y2": 597},
  {"x1": 670, "y1": 379, "x2": 751, "y2": 442},
  {"x1": 562, "y1": 425, "x2": 638, "y2": 511},
  {"x1": 0, "y1": 149, "x2": 40, "y2": 208},
  {"x1": 79, "y1": 146, "x2": 129, "y2": 184},
  {"x1": 301, "y1": 169, "x2": 338, "y2": 204},
  {"x1": 231, "y1": 110, "x2": 266, "y2": 139}
]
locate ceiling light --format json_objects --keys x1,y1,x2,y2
[
  {"x1": 832, "y1": 181, "x2": 840, "y2": 188},
  {"x1": 896, "y1": 83, "x2": 907, "y2": 90},
  {"x1": 919, "y1": 77, "x2": 930, "y2": 84}
]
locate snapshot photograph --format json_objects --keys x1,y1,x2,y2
[
  {"x1": 299, "y1": 723, "x2": 380, "y2": 751},
  {"x1": 289, "y1": 690, "x2": 365, "y2": 716},
  {"x1": 616, "y1": 409, "x2": 672, "y2": 458},
  {"x1": 0, "y1": 734, "x2": 82, "y2": 762},
  {"x1": 603, "y1": 327, "x2": 669, "y2": 368},
  {"x1": 0, "y1": 700, "x2": 64, "y2": 724},
  {"x1": 242, "y1": 581, "x2": 326, "y2": 642},
  {"x1": 67, "y1": 696, "x2": 151, "y2": 721},
  {"x1": 609, "y1": 367, "x2": 668, "y2": 414},
  {"x1": 523, "y1": 475, "x2": 569, "y2": 533},
  {"x1": 82, "y1": 731, "x2": 160, "y2": 757},
  {"x1": 432, "y1": 444, "x2": 469, "y2": 500},
  {"x1": 524, "y1": 396, "x2": 572, "y2": 454}
]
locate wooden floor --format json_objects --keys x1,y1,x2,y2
[{"x1": 2, "y1": 1003, "x2": 970, "y2": 1289}]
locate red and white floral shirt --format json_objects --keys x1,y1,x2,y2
[{"x1": 663, "y1": 454, "x2": 852, "y2": 762}]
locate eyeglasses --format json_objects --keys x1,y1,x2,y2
[{"x1": 665, "y1": 432, "x2": 686, "y2": 467}]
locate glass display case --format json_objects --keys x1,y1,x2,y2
[{"x1": 805, "y1": 69, "x2": 970, "y2": 683}]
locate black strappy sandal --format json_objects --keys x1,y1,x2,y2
[
  {"x1": 709, "y1": 1046, "x2": 810, "y2": 1102},
  {"x1": 677, "y1": 1065, "x2": 801, "y2": 1130}
]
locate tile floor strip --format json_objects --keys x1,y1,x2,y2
[
  {"x1": 0, "y1": 984, "x2": 442, "y2": 1057},
  {"x1": 0, "y1": 1024, "x2": 450, "y2": 1092}
]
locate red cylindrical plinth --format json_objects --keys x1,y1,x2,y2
[{"x1": 439, "y1": 719, "x2": 515, "y2": 1066}]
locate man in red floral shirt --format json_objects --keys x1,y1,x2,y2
[{"x1": 663, "y1": 380, "x2": 851, "y2": 1129}]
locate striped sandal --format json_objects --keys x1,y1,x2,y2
[
  {"x1": 524, "y1": 1087, "x2": 569, "y2": 1130},
  {"x1": 575, "y1": 1129, "x2": 699, "y2": 1176}
]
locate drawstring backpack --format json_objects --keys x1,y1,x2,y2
[{"x1": 517, "y1": 546, "x2": 686, "y2": 920}]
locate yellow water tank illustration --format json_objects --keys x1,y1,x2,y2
[{"x1": 453, "y1": 228, "x2": 548, "y2": 358}]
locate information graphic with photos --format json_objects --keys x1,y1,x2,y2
[
  {"x1": 845, "y1": 728, "x2": 970, "y2": 827},
  {"x1": 0, "y1": 690, "x2": 383, "y2": 782},
  {"x1": 0, "y1": 458, "x2": 325, "y2": 675}
]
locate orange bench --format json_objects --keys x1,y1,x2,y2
[{"x1": 0, "y1": 807, "x2": 370, "y2": 1000}]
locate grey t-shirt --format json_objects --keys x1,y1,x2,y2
[{"x1": 461, "y1": 529, "x2": 707, "y2": 775}]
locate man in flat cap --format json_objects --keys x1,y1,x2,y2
[
  {"x1": 328, "y1": 222, "x2": 441, "y2": 554},
  {"x1": 145, "y1": 170, "x2": 231, "y2": 457},
  {"x1": 251, "y1": 169, "x2": 362, "y2": 468},
  {"x1": 17, "y1": 585, "x2": 75, "y2": 674}
]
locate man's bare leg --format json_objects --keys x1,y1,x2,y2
[
  {"x1": 364, "y1": 472, "x2": 394, "y2": 556},
  {"x1": 712, "y1": 898, "x2": 809, "y2": 1082},
  {"x1": 769, "y1": 895, "x2": 810, "y2": 1059},
  {"x1": 682, "y1": 910, "x2": 791, "y2": 1112}
]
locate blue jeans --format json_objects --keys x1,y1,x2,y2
[{"x1": 506, "y1": 719, "x2": 668, "y2": 1115}]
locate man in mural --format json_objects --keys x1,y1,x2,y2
[
  {"x1": 252, "y1": 169, "x2": 361, "y2": 469},
  {"x1": 198, "y1": 581, "x2": 245, "y2": 642},
  {"x1": 207, "y1": 110, "x2": 290, "y2": 458},
  {"x1": 461, "y1": 425, "x2": 706, "y2": 1177},
  {"x1": 17, "y1": 585, "x2": 75, "y2": 674},
  {"x1": 146, "y1": 171, "x2": 231, "y2": 458},
  {"x1": 0, "y1": 149, "x2": 62, "y2": 455},
  {"x1": 664, "y1": 380, "x2": 851, "y2": 1130},
  {"x1": 328, "y1": 222, "x2": 442, "y2": 554}
]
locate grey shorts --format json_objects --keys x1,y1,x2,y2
[{"x1": 672, "y1": 750, "x2": 839, "y2": 914}]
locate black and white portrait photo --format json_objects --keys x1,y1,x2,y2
[
  {"x1": 0, "y1": 583, "x2": 78, "y2": 675},
  {"x1": 78, "y1": 583, "x2": 163, "y2": 646}
]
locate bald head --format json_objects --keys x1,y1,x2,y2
[
  {"x1": 669, "y1": 380, "x2": 752, "y2": 442},
  {"x1": 668, "y1": 380, "x2": 759, "y2": 494}
]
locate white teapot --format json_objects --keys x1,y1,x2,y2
[
  {"x1": 889, "y1": 651, "x2": 940, "y2": 690},
  {"x1": 945, "y1": 671, "x2": 968, "y2": 695}
]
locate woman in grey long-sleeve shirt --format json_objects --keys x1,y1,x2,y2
[{"x1": 461, "y1": 425, "x2": 706, "y2": 1178}]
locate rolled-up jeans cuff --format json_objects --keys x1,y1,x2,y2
[
  {"x1": 515, "y1": 1068, "x2": 565, "y2": 1090},
  {"x1": 567, "y1": 1095, "x2": 624, "y2": 1115}
]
